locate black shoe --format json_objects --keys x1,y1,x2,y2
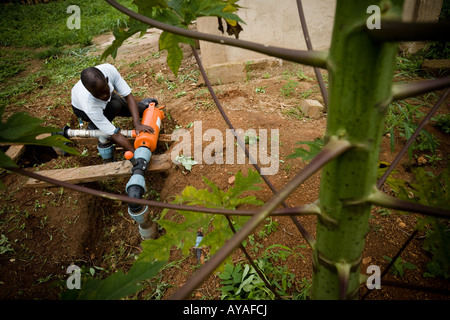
[{"x1": 140, "y1": 98, "x2": 159, "y2": 107}]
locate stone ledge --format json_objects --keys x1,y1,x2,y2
[
  {"x1": 198, "y1": 58, "x2": 282, "y2": 85},
  {"x1": 299, "y1": 99, "x2": 324, "y2": 119}
]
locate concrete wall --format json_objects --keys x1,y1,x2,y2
[
  {"x1": 197, "y1": 0, "x2": 444, "y2": 82},
  {"x1": 401, "y1": 0, "x2": 444, "y2": 54},
  {"x1": 197, "y1": 0, "x2": 336, "y2": 69},
  {"x1": 403, "y1": 0, "x2": 444, "y2": 22}
]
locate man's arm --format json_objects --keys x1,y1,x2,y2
[
  {"x1": 109, "y1": 131, "x2": 135, "y2": 152},
  {"x1": 109, "y1": 94, "x2": 155, "y2": 153},
  {"x1": 125, "y1": 93, "x2": 154, "y2": 135}
]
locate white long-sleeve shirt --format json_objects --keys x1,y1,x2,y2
[{"x1": 71, "y1": 63, "x2": 131, "y2": 135}]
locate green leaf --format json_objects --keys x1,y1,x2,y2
[
  {"x1": 0, "y1": 112, "x2": 43, "y2": 140},
  {"x1": 286, "y1": 138, "x2": 324, "y2": 162},
  {"x1": 175, "y1": 154, "x2": 198, "y2": 171},
  {"x1": 137, "y1": 169, "x2": 262, "y2": 270},
  {"x1": 0, "y1": 111, "x2": 78, "y2": 168},
  {"x1": 159, "y1": 31, "x2": 195, "y2": 76},
  {"x1": 62, "y1": 260, "x2": 166, "y2": 300},
  {"x1": 226, "y1": 169, "x2": 263, "y2": 202},
  {"x1": 102, "y1": 19, "x2": 148, "y2": 60},
  {"x1": 377, "y1": 163, "x2": 407, "y2": 195},
  {"x1": 0, "y1": 150, "x2": 18, "y2": 168}
]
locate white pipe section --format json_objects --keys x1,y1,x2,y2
[{"x1": 65, "y1": 128, "x2": 135, "y2": 139}]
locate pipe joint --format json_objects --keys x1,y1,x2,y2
[
  {"x1": 126, "y1": 174, "x2": 147, "y2": 194},
  {"x1": 134, "y1": 147, "x2": 152, "y2": 162},
  {"x1": 128, "y1": 205, "x2": 150, "y2": 224},
  {"x1": 97, "y1": 144, "x2": 115, "y2": 161},
  {"x1": 138, "y1": 224, "x2": 157, "y2": 240}
]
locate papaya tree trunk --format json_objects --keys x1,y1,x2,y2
[{"x1": 312, "y1": 0, "x2": 404, "y2": 300}]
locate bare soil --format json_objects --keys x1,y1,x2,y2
[{"x1": 0, "y1": 29, "x2": 449, "y2": 300}]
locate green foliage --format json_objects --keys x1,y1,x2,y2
[
  {"x1": 175, "y1": 154, "x2": 198, "y2": 171},
  {"x1": 0, "y1": 49, "x2": 30, "y2": 82},
  {"x1": 137, "y1": 169, "x2": 263, "y2": 266},
  {"x1": 41, "y1": 48, "x2": 101, "y2": 85},
  {"x1": 432, "y1": 114, "x2": 450, "y2": 134},
  {"x1": 218, "y1": 262, "x2": 274, "y2": 300},
  {"x1": 420, "y1": 216, "x2": 450, "y2": 279},
  {"x1": 0, "y1": 234, "x2": 14, "y2": 255},
  {"x1": 218, "y1": 244, "x2": 308, "y2": 300},
  {"x1": 280, "y1": 79, "x2": 299, "y2": 97},
  {"x1": 376, "y1": 162, "x2": 407, "y2": 195},
  {"x1": 400, "y1": 167, "x2": 450, "y2": 278},
  {"x1": 286, "y1": 137, "x2": 324, "y2": 163},
  {"x1": 383, "y1": 256, "x2": 417, "y2": 277},
  {"x1": 385, "y1": 101, "x2": 440, "y2": 158},
  {"x1": 264, "y1": 244, "x2": 306, "y2": 262},
  {"x1": 61, "y1": 260, "x2": 166, "y2": 300},
  {"x1": 102, "y1": 0, "x2": 244, "y2": 76},
  {"x1": 0, "y1": 0, "x2": 134, "y2": 48},
  {"x1": 0, "y1": 107, "x2": 78, "y2": 168}
]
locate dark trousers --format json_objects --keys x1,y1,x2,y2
[{"x1": 72, "y1": 93, "x2": 148, "y2": 130}]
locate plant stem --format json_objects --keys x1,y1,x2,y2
[
  {"x1": 7, "y1": 167, "x2": 319, "y2": 217},
  {"x1": 312, "y1": 0, "x2": 404, "y2": 300},
  {"x1": 392, "y1": 77, "x2": 450, "y2": 102},
  {"x1": 367, "y1": 191, "x2": 450, "y2": 220}
]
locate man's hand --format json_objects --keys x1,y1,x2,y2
[
  {"x1": 125, "y1": 93, "x2": 156, "y2": 135},
  {"x1": 135, "y1": 123, "x2": 155, "y2": 135}
]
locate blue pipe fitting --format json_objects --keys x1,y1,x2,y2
[
  {"x1": 139, "y1": 224, "x2": 157, "y2": 240},
  {"x1": 134, "y1": 147, "x2": 151, "y2": 162},
  {"x1": 128, "y1": 205, "x2": 149, "y2": 224},
  {"x1": 126, "y1": 174, "x2": 147, "y2": 194},
  {"x1": 97, "y1": 144, "x2": 115, "y2": 161}
]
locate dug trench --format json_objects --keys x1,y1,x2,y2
[{"x1": 0, "y1": 98, "x2": 183, "y2": 299}]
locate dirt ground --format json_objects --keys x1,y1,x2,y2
[{"x1": 0, "y1": 29, "x2": 449, "y2": 300}]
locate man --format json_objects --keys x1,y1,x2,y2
[{"x1": 71, "y1": 63, "x2": 157, "y2": 161}]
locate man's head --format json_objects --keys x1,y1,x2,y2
[{"x1": 81, "y1": 67, "x2": 110, "y2": 101}]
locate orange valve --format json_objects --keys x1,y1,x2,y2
[
  {"x1": 124, "y1": 151, "x2": 134, "y2": 160},
  {"x1": 134, "y1": 103, "x2": 165, "y2": 152}
]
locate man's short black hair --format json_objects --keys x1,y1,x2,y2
[{"x1": 80, "y1": 67, "x2": 106, "y2": 91}]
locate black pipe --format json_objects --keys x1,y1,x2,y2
[{"x1": 127, "y1": 185, "x2": 145, "y2": 213}]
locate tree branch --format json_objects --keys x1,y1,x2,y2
[
  {"x1": 105, "y1": 0, "x2": 329, "y2": 69},
  {"x1": 378, "y1": 88, "x2": 450, "y2": 188},
  {"x1": 168, "y1": 137, "x2": 353, "y2": 300},
  {"x1": 367, "y1": 191, "x2": 450, "y2": 220},
  {"x1": 296, "y1": 0, "x2": 329, "y2": 110},
  {"x1": 191, "y1": 45, "x2": 317, "y2": 247},
  {"x1": 6, "y1": 167, "x2": 319, "y2": 217},
  {"x1": 392, "y1": 77, "x2": 450, "y2": 102},
  {"x1": 368, "y1": 21, "x2": 450, "y2": 42}
]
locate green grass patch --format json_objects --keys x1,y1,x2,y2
[
  {"x1": 0, "y1": 0, "x2": 134, "y2": 48},
  {"x1": 0, "y1": 0, "x2": 135, "y2": 108}
]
